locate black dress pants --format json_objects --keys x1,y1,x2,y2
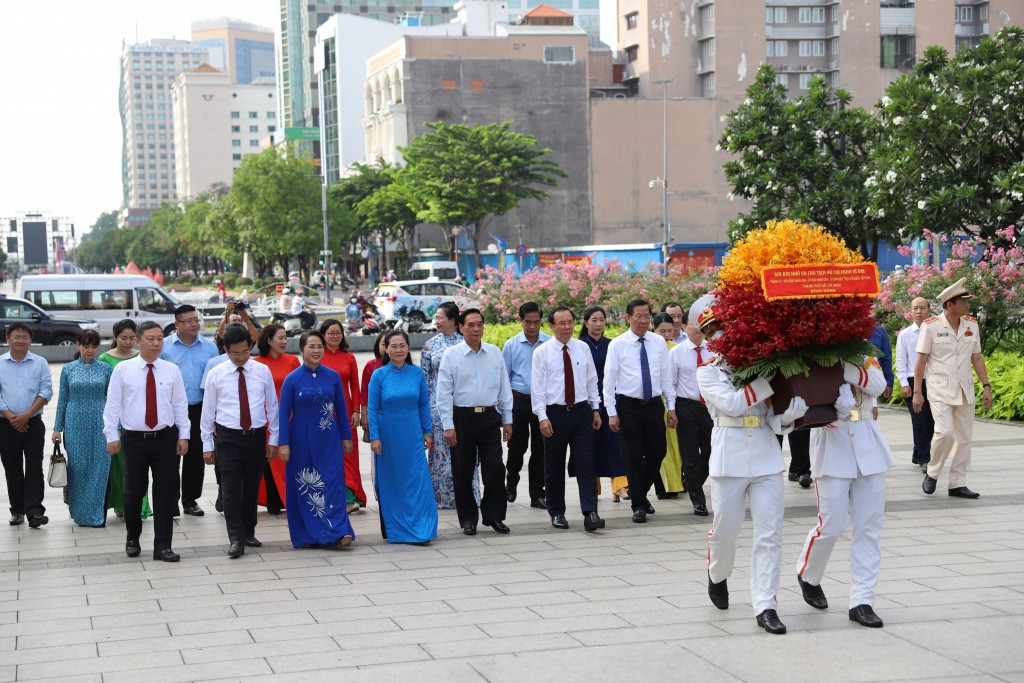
[
  {"x1": 215, "y1": 425, "x2": 266, "y2": 543},
  {"x1": 505, "y1": 394, "x2": 545, "y2": 501},
  {"x1": 0, "y1": 417, "x2": 45, "y2": 517},
  {"x1": 905, "y1": 377, "x2": 934, "y2": 464},
  {"x1": 786, "y1": 430, "x2": 811, "y2": 477},
  {"x1": 452, "y1": 407, "x2": 506, "y2": 527},
  {"x1": 123, "y1": 427, "x2": 180, "y2": 551},
  {"x1": 181, "y1": 404, "x2": 206, "y2": 507},
  {"x1": 542, "y1": 404, "x2": 597, "y2": 517},
  {"x1": 675, "y1": 398, "x2": 712, "y2": 507},
  {"x1": 614, "y1": 395, "x2": 667, "y2": 511}
]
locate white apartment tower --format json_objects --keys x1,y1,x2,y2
[{"x1": 119, "y1": 39, "x2": 209, "y2": 226}]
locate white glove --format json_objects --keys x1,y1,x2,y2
[
  {"x1": 834, "y1": 384, "x2": 856, "y2": 420},
  {"x1": 780, "y1": 396, "x2": 808, "y2": 427}
]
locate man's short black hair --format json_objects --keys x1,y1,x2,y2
[
  {"x1": 222, "y1": 323, "x2": 251, "y2": 349},
  {"x1": 660, "y1": 301, "x2": 681, "y2": 313},
  {"x1": 518, "y1": 302, "x2": 542, "y2": 319},
  {"x1": 626, "y1": 299, "x2": 651, "y2": 316},
  {"x1": 460, "y1": 308, "x2": 484, "y2": 326},
  {"x1": 137, "y1": 320, "x2": 163, "y2": 337},
  {"x1": 174, "y1": 304, "x2": 197, "y2": 320},
  {"x1": 547, "y1": 306, "x2": 575, "y2": 325},
  {"x1": 5, "y1": 322, "x2": 32, "y2": 339}
]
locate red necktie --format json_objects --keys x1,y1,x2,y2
[
  {"x1": 145, "y1": 363, "x2": 158, "y2": 428},
  {"x1": 238, "y1": 366, "x2": 252, "y2": 430},
  {"x1": 695, "y1": 347, "x2": 706, "y2": 406},
  {"x1": 563, "y1": 345, "x2": 575, "y2": 405}
]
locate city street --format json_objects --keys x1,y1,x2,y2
[{"x1": 1, "y1": 357, "x2": 1022, "y2": 682}]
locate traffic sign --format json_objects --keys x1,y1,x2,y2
[
  {"x1": 515, "y1": 244, "x2": 528, "y2": 256},
  {"x1": 320, "y1": 250, "x2": 333, "y2": 255}
]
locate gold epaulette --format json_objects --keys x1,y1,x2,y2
[
  {"x1": 923, "y1": 316, "x2": 939, "y2": 324},
  {"x1": 963, "y1": 315, "x2": 977, "y2": 322},
  {"x1": 864, "y1": 357, "x2": 881, "y2": 370}
]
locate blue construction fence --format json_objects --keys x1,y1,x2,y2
[{"x1": 451, "y1": 239, "x2": 921, "y2": 284}]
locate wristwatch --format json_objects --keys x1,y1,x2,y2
[{"x1": 982, "y1": 383, "x2": 991, "y2": 389}]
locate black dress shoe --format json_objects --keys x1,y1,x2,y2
[
  {"x1": 215, "y1": 495, "x2": 224, "y2": 513},
  {"x1": 632, "y1": 509, "x2": 647, "y2": 524},
  {"x1": 183, "y1": 504, "x2": 205, "y2": 516},
  {"x1": 797, "y1": 574, "x2": 828, "y2": 610},
  {"x1": 530, "y1": 498, "x2": 547, "y2": 509},
  {"x1": 245, "y1": 537, "x2": 262, "y2": 547},
  {"x1": 462, "y1": 525, "x2": 477, "y2": 536},
  {"x1": 28, "y1": 515, "x2": 48, "y2": 529},
  {"x1": 922, "y1": 475, "x2": 937, "y2": 494},
  {"x1": 125, "y1": 540, "x2": 141, "y2": 557},
  {"x1": 583, "y1": 511, "x2": 605, "y2": 532},
  {"x1": 551, "y1": 514, "x2": 569, "y2": 529},
  {"x1": 787, "y1": 472, "x2": 800, "y2": 482},
  {"x1": 849, "y1": 604, "x2": 884, "y2": 628},
  {"x1": 693, "y1": 504, "x2": 709, "y2": 517},
  {"x1": 8, "y1": 514, "x2": 24, "y2": 526},
  {"x1": 483, "y1": 520, "x2": 511, "y2": 534},
  {"x1": 228, "y1": 541, "x2": 245, "y2": 558},
  {"x1": 153, "y1": 549, "x2": 181, "y2": 562},
  {"x1": 756, "y1": 609, "x2": 787, "y2": 634},
  {"x1": 506, "y1": 490, "x2": 516, "y2": 503},
  {"x1": 798, "y1": 474, "x2": 812, "y2": 489},
  {"x1": 948, "y1": 486, "x2": 980, "y2": 499},
  {"x1": 643, "y1": 502, "x2": 656, "y2": 515},
  {"x1": 708, "y1": 572, "x2": 729, "y2": 609}
]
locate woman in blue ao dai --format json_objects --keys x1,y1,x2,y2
[
  {"x1": 277, "y1": 331, "x2": 355, "y2": 549},
  {"x1": 53, "y1": 331, "x2": 112, "y2": 527},
  {"x1": 368, "y1": 330, "x2": 438, "y2": 544}
]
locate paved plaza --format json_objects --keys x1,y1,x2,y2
[{"x1": 2, "y1": 355, "x2": 1022, "y2": 682}]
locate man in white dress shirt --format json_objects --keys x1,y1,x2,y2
[
  {"x1": 669, "y1": 299, "x2": 717, "y2": 517},
  {"x1": 201, "y1": 326, "x2": 280, "y2": 558},
  {"x1": 795, "y1": 358, "x2": 893, "y2": 628},
  {"x1": 696, "y1": 298, "x2": 808, "y2": 635},
  {"x1": 531, "y1": 307, "x2": 604, "y2": 532},
  {"x1": 895, "y1": 297, "x2": 934, "y2": 471},
  {"x1": 603, "y1": 299, "x2": 677, "y2": 524},
  {"x1": 104, "y1": 321, "x2": 190, "y2": 562}
]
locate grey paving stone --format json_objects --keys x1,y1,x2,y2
[
  {"x1": 311, "y1": 599, "x2": 453, "y2": 624},
  {"x1": 91, "y1": 605, "x2": 238, "y2": 629},
  {"x1": 0, "y1": 616, "x2": 91, "y2": 639},
  {"x1": 248, "y1": 617, "x2": 399, "y2": 643},
  {"x1": 167, "y1": 610, "x2": 317, "y2": 636},
  {"x1": 102, "y1": 657, "x2": 274, "y2": 683},
  {"x1": 180, "y1": 635, "x2": 337, "y2": 664},
  {"x1": 0, "y1": 665, "x2": 12, "y2": 683},
  {"x1": 479, "y1": 613, "x2": 630, "y2": 638},
  {"x1": 16, "y1": 622, "x2": 169, "y2": 649},
  {"x1": 334, "y1": 623, "x2": 489, "y2": 650},
  {"x1": 15, "y1": 649, "x2": 183, "y2": 680},
  {"x1": 390, "y1": 606, "x2": 537, "y2": 631},
  {"x1": 887, "y1": 615, "x2": 1024, "y2": 674},
  {"x1": 423, "y1": 632, "x2": 579, "y2": 659},
  {"x1": 230, "y1": 593, "x2": 373, "y2": 617},
  {"x1": 99, "y1": 628, "x2": 254, "y2": 657},
  {"x1": 266, "y1": 644, "x2": 430, "y2": 672}
]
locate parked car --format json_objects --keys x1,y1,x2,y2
[
  {"x1": 0, "y1": 297, "x2": 100, "y2": 346},
  {"x1": 373, "y1": 280, "x2": 480, "y2": 325}
]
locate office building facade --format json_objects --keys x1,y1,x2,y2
[{"x1": 191, "y1": 18, "x2": 276, "y2": 85}]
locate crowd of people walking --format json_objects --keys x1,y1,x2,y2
[{"x1": 0, "y1": 277, "x2": 991, "y2": 634}]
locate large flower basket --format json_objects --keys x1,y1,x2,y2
[{"x1": 769, "y1": 361, "x2": 844, "y2": 429}]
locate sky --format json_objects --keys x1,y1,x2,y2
[{"x1": 0, "y1": 0, "x2": 278, "y2": 237}]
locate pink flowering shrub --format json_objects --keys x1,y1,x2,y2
[
  {"x1": 876, "y1": 227, "x2": 1024, "y2": 354},
  {"x1": 475, "y1": 260, "x2": 719, "y2": 323}
]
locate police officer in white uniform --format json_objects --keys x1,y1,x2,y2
[
  {"x1": 696, "y1": 298, "x2": 808, "y2": 635},
  {"x1": 795, "y1": 358, "x2": 894, "y2": 628},
  {"x1": 913, "y1": 278, "x2": 993, "y2": 498}
]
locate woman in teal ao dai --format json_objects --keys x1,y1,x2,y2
[
  {"x1": 368, "y1": 330, "x2": 437, "y2": 544},
  {"x1": 277, "y1": 331, "x2": 355, "y2": 548},
  {"x1": 53, "y1": 331, "x2": 112, "y2": 527}
]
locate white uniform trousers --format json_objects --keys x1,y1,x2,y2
[
  {"x1": 707, "y1": 473, "x2": 784, "y2": 616},
  {"x1": 926, "y1": 401, "x2": 974, "y2": 488},
  {"x1": 796, "y1": 473, "x2": 886, "y2": 609}
]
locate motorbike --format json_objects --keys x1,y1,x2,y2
[
  {"x1": 271, "y1": 308, "x2": 318, "y2": 337},
  {"x1": 346, "y1": 312, "x2": 381, "y2": 336},
  {"x1": 394, "y1": 305, "x2": 425, "y2": 334}
]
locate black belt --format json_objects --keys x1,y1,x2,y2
[
  {"x1": 216, "y1": 423, "x2": 265, "y2": 436},
  {"x1": 677, "y1": 397, "x2": 704, "y2": 406},
  {"x1": 124, "y1": 426, "x2": 176, "y2": 439},
  {"x1": 547, "y1": 402, "x2": 590, "y2": 412},
  {"x1": 512, "y1": 390, "x2": 531, "y2": 400},
  {"x1": 454, "y1": 406, "x2": 496, "y2": 414},
  {"x1": 617, "y1": 394, "x2": 660, "y2": 405}
]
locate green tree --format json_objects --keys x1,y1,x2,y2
[
  {"x1": 77, "y1": 227, "x2": 133, "y2": 272},
  {"x1": 332, "y1": 160, "x2": 398, "y2": 276},
  {"x1": 400, "y1": 120, "x2": 566, "y2": 270},
  {"x1": 872, "y1": 27, "x2": 1024, "y2": 241},
  {"x1": 82, "y1": 210, "x2": 120, "y2": 242},
  {"x1": 124, "y1": 204, "x2": 183, "y2": 272},
  {"x1": 719, "y1": 65, "x2": 901, "y2": 258}
]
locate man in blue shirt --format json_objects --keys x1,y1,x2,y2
[
  {"x1": 501, "y1": 302, "x2": 550, "y2": 507},
  {"x1": 0, "y1": 323, "x2": 54, "y2": 528},
  {"x1": 160, "y1": 305, "x2": 219, "y2": 516},
  {"x1": 868, "y1": 323, "x2": 894, "y2": 400}
]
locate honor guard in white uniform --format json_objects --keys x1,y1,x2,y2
[
  {"x1": 696, "y1": 299, "x2": 808, "y2": 635},
  {"x1": 795, "y1": 358, "x2": 894, "y2": 628},
  {"x1": 913, "y1": 277, "x2": 993, "y2": 498}
]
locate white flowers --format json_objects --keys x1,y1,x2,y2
[
  {"x1": 892, "y1": 116, "x2": 905, "y2": 126},
  {"x1": 715, "y1": 144, "x2": 722, "y2": 152},
  {"x1": 296, "y1": 468, "x2": 325, "y2": 495},
  {"x1": 864, "y1": 175, "x2": 878, "y2": 188},
  {"x1": 771, "y1": 126, "x2": 779, "y2": 134},
  {"x1": 1012, "y1": 190, "x2": 1024, "y2": 201},
  {"x1": 921, "y1": 110, "x2": 929, "y2": 120},
  {"x1": 877, "y1": 208, "x2": 886, "y2": 218},
  {"x1": 881, "y1": 96, "x2": 892, "y2": 107},
  {"x1": 918, "y1": 200, "x2": 927, "y2": 209},
  {"x1": 978, "y1": 116, "x2": 989, "y2": 126},
  {"x1": 814, "y1": 129, "x2": 826, "y2": 141},
  {"x1": 844, "y1": 208, "x2": 855, "y2": 217},
  {"x1": 885, "y1": 170, "x2": 898, "y2": 183},
  {"x1": 728, "y1": 192, "x2": 735, "y2": 201}
]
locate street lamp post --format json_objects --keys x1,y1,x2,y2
[
  {"x1": 650, "y1": 78, "x2": 673, "y2": 275},
  {"x1": 317, "y1": 61, "x2": 332, "y2": 303}
]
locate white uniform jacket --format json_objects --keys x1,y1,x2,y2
[
  {"x1": 810, "y1": 360, "x2": 896, "y2": 478},
  {"x1": 916, "y1": 314, "x2": 982, "y2": 405},
  {"x1": 696, "y1": 362, "x2": 791, "y2": 478}
]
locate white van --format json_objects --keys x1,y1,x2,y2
[
  {"x1": 408, "y1": 261, "x2": 459, "y2": 282},
  {"x1": 20, "y1": 274, "x2": 186, "y2": 337}
]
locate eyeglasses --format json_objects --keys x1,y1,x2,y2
[
  {"x1": 176, "y1": 317, "x2": 201, "y2": 325},
  {"x1": 325, "y1": 331, "x2": 343, "y2": 337},
  {"x1": 388, "y1": 344, "x2": 409, "y2": 351},
  {"x1": 227, "y1": 349, "x2": 251, "y2": 358},
  {"x1": 631, "y1": 315, "x2": 652, "y2": 322}
]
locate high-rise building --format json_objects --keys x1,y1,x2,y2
[
  {"x1": 1, "y1": 213, "x2": 75, "y2": 272},
  {"x1": 119, "y1": 40, "x2": 209, "y2": 226},
  {"x1": 277, "y1": 0, "x2": 464, "y2": 135},
  {"x1": 171, "y1": 68, "x2": 277, "y2": 200},
  {"x1": 191, "y1": 18, "x2": 276, "y2": 85}
]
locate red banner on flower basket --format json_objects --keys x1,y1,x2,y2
[{"x1": 761, "y1": 263, "x2": 880, "y2": 301}]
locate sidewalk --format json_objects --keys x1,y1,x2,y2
[{"x1": 1, "y1": 394, "x2": 1022, "y2": 682}]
